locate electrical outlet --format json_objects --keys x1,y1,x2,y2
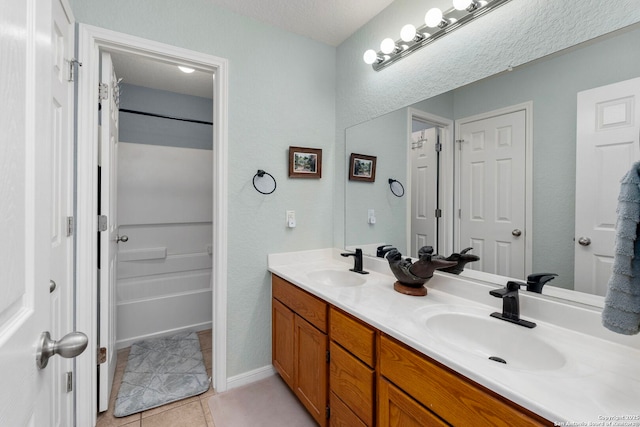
[{"x1": 286, "y1": 210, "x2": 296, "y2": 228}]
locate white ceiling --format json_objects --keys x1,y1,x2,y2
[
  {"x1": 110, "y1": 1, "x2": 396, "y2": 99},
  {"x1": 208, "y1": 0, "x2": 395, "y2": 47},
  {"x1": 110, "y1": 52, "x2": 214, "y2": 99}
]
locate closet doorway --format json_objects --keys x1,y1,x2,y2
[
  {"x1": 76, "y1": 26, "x2": 229, "y2": 427},
  {"x1": 100, "y1": 51, "x2": 215, "y2": 410}
]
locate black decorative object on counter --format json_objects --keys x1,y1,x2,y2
[
  {"x1": 386, "y1": 246, "x2": 456, "y2": 296},
  {"x1": 438, "y1": 247, "x2": 480, "y2": 275},
  {"x1": 376, "y1": 244, "x2": 396, "y2": 258}
]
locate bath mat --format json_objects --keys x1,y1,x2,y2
[
  {"x1": 114, "y1": 332, "x2": 210, "y2": 417},
  {"x1": 208, "y1": 375, "x2": 316, "y2": 427}
]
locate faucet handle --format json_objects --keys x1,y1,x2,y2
[{"x1": 506, "y1": 280, "x2": 525, "y2": 292}]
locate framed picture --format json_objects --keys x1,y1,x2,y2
[
  {"x1": 289, "y1": 146, "x2": 322, "y2": 179},
  {"x1": 349, "y1": 153, "x2": 377, "y2": 182}
]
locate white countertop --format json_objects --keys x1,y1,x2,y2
[{"x1": 268, "y1": 248, "x2": 640, "y2": 425}]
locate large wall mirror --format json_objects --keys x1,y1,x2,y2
[{"x1": 345, "y1": 23, "x2": 640, "y2": 305}]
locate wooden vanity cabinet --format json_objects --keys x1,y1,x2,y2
[
  {"x1": 379, "y1": 335, "x2": 551, "y2": 427},
  {"x1": 272, "y1": 275, "x2": 328, "y2": 427},
  {"x1": 329, "y1": 307, "x2": 376, "y2": 426},
  {"x1": 272, "y1": 274, "x2": 552, "y2": 427}
]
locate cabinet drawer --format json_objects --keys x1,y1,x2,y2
[
  {"x1": 329, "y1": 307, "x2": 375, "y2": 367},
  {"x1": 378, "y1": 378, "x2": 447, "y2": 427},
  {"x1": 330, "y1": 392, "x2": 367, "y2": 427},
  {"x1": 380, "y1": 336, "x2": 550, "y2": 427},
  {"x1": 329, "y1": 341, "x2": 374, "y2": 426},
  {"x1": 273, "y1": 274, "x2": 327, "y2": 333}
]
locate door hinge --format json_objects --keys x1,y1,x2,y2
[
  {"x1": 66, "y1": 371, "x2": 73, "y2": 393},
  {"x1": 435, "y1": 141, "x2": 442, "y2": 152},
  {"x1": 98, "y1": 347, "x2": 107, "y2": 364},
  {"x1": 435, "y1": 209, "x2": 442, "y2": 218},
  {"x1": 68, "y1": 58, "x2": 82, "y2": 82},
  {"x1": 98, "y1": 215, "x2": 108, "y2": 232},
  {"x1": 98, "y1": 82, "x2": 109, "y2": 101},
  {"x1": 326, "y1": 406, "x2": 330, "y2": 419},
  {"x1": 458, "y1": 209, "x2": 462, "y2": 219},
  {"x1": 456, "y1": 139, "x2": 464, "y2": 150},
  {"x1": 66, "y1": 216, "x2": 74, "y2": 236},
  {"x1": 326, "y1": 350, "x2": 330, "y2": 363}
]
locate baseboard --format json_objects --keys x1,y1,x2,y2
[
  {"x1": 116, "y1": 321, "x2": 212, "y2": 349},
  {"x1": 226, "y1": 365, "x2": 275, "y2": 390}
]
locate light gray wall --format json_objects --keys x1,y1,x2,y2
[
  {"x1": 70, "y1": 0, "x2": 336, "y2": 378},
  {"x1": 119, "y1": 83, "x2": 213, "y2": 150},
  {"x1": 335, "y1": 0, "x2": 640, "y2": 250}
]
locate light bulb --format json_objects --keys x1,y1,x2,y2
[
  {"x1": 363, "y1": 49, "x2": 379, "y2": 65},
  {"x1": 425, "y1": 8, "x2": 444, "y2": 28},
  {"x1": 178, "y1": 66, "x2": 195, "y2": 74},
  {"x1": 400, "y1": 24, "x2": 417, "y2": 42},
  {"x1": 380, "y1": 38, "x2": 397, "y2": 54},
  {"x1": 453, "y1": 0, "x2": 473, "y2": 10}
]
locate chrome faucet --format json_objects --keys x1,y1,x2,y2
[
  {"x1": 341, "y1": 248, "x2": 369, "y2": 275},
  {"x1": 489, "y1": 281, "x2": 536, "y2": 328}
]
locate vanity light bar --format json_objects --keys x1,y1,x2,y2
[{"x1": 365, "y1": 0, "x2": 512, "y2": 71}]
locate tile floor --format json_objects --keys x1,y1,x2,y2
[{"x1": 96, "y1": 330, "x2": 215, "y2": 427}]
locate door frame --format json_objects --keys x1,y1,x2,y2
[
  {"x1": 406, "y1": 108, "x2": 454, "y2": 256},
  {"x1": 76, "y1": 24, "x2": 229, "y2": 426},
  {"x1": 453, "y1": 101, "x2": 533, "y2": 279}
]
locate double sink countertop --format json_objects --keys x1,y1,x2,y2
[{"x1": 268, "y1": 248, "x2": 640, "y2": 425}]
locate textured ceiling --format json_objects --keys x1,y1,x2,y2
[
  {"x1": 110, "y1": 52, "x2": 214, "y2": 99},
  {"x1": 207, "y1": 0, "x2": 395, "y2": 46},
  {"x1": 109, "y1": 0, "x2": 399, "y2": 97}
]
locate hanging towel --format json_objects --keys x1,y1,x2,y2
[{"x1": 602, "y1": 161, "x2": 640, "y2": 335}]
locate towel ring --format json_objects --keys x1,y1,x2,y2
[
  {"x1": 388, "y1": 178, "x2": 405, "y2": 197},
  {"x1": 253, "y1": 170, "x2": 276, "y2": 195}
]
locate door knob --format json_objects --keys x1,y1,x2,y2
[
  {"x1": 117, "y1": 234, "x2": 129, "y2": 243},
  {"x1": 578, "y1": 237, "x2": 591, "y2": 246},
  {"x1": 512, "y1": 229, "x2": 522, "y2": 237},
  {"x1": 36, "y1": 331, "x2": 88, "y2": 369}
]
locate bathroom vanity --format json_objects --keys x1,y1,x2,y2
[{"x1": 269, "y1": 249, "x2": 640, "y2": 427}]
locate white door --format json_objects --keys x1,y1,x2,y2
[
  {"x1": 98, "y1": 52, "x2": 120, "y2": 411},
  {"x1": 410, "y1": 127, "x2": 439, "y2": 257},
  {"x1": 0, "y1": 0, "x2": 53, "y2": 424},
  {"x1": 574, "y1": 77, "x2": 640, "y2": 295},
  {"x1": 458, "y1": 109, "x2": 526, "y2": 277},
  {"x1": 50, "y1": 0, "x2": 76, "y2": 425}
]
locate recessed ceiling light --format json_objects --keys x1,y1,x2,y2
[{"x1": 178, "y1": 66, "x2": 195, "y2": 74}]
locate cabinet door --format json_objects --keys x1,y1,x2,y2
[
  {"x1": 378, "y1": 378, "x2": 447, "y2": 427},
  {"x1": 295, "y1": 315, "x2": 328, "y2": 427},
  {"x1": 272, "y1": 298, "x2": 295, "y2": 389}
]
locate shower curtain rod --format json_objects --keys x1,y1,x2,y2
[{"x1": 120, "y1": 108, "x2": 213, "y2": 126}]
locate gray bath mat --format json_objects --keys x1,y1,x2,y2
[{"x1": 114, "y1": 332, "x2": 210, "y2": 417}]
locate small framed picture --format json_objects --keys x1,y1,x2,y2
[
  {"x1": 349, "y1": 153, "x2": 377, "y2": 182},
  {"x1": 289, "y1": 146, "x2": 322, "y2": 179}
]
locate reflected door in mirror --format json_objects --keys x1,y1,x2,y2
[
  {"x1": 458, "y1": 109, "x2": 526, "y2": 278},
  {"x1": 575, "y1": 76, "x2": 640, "y2": 296},
  {"x1": 411, "y1": 126, "x2": 439, "y2": 257}
]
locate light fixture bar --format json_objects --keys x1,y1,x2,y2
[{"x1": 369, "y1": 0, "x2": 511, "y2": 71}]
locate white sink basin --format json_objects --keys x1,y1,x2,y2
[
  {"x1": 306, "y1": 269, "x2": 367, "y2": 287},
  {"x1": 423, "y1": 311, "x2": 566, "y2": 371}
]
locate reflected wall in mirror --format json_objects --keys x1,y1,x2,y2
[{"x1": 345, "y1": 23, "x2": 640, "y2": 299}]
